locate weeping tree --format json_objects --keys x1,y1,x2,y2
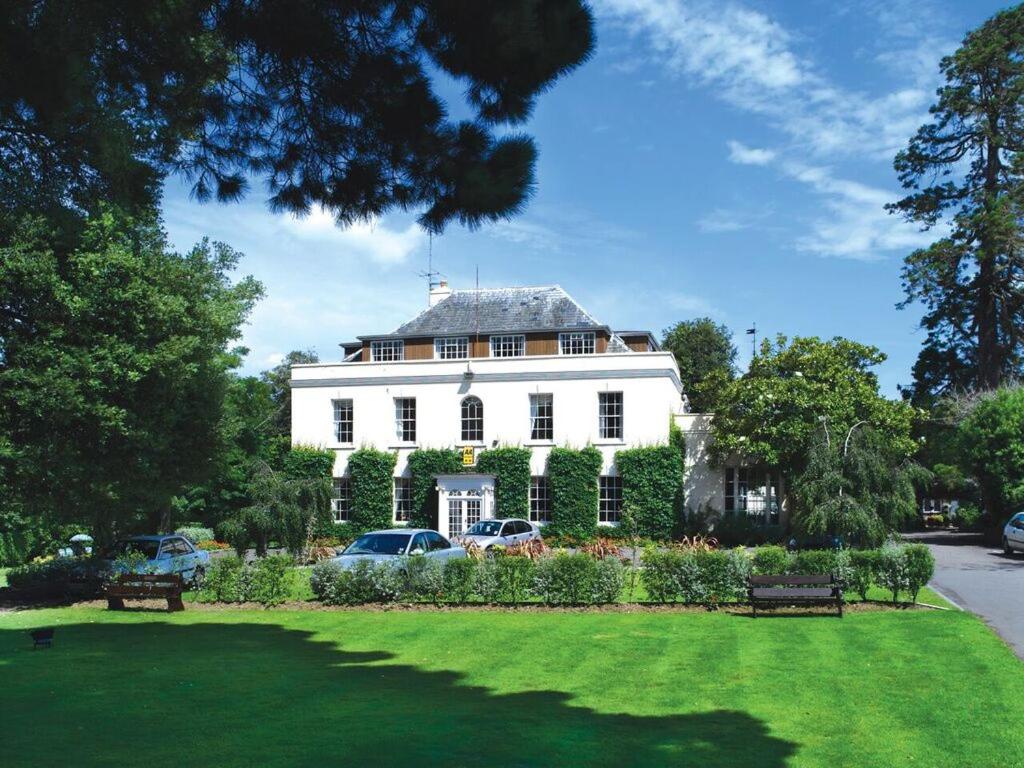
[
  {"x1": 219, "y1": 446, "x2": 333, "y2": 556},
  {"x1": 792, "y1": 424, "x2": 928, "y2": 546}
]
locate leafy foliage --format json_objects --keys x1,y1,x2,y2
[
  {"x1": 660, "y1": 318, "x2": 737, "y2": 413},
  {"x1": 709, "y1": 335, "x2": 918, "y2": 479},
  {"x1": 442, "y1": 558, "x2": 479, "y2": 603},
  {"x1": 1, "y1": 1, "x2": 594, "y2": 233},
  {"x1": 615, "y1": 445, "x2": 685, "y2": 539},
  {"x1": 888, "y1": 6, "x2": 1024, "y2": 396},
  {"x1": 348, "y1": 448, "x2": 398, "y2": 533},
  {"x1": 792, "y1": 427, "x2": 926, "y2": 546},
  {"x1": 476, "y1": 447, "x2": 532, "y2": 519},
  {"x1": 546, "y1": 446, "x2": 603, "y2": 539},
  {"x1": 958, "y1": 386, "x2": 1024, "y2": 519},
  {"x1": 407, "y1": 449, "x2": 463, "y2": 529},
  {"x1": 0, "y1": 208, "x2": 261, "y2": 543}
]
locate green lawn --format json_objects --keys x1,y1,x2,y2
[{"x1": 0, "y1": 605, "x2": 1020, "y2": 767}]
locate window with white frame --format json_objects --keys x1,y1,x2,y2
[
  {"x1": 724, "y1": 467, "x2": 780, "y2": 525},
  {"x1": 529, "y1": 476, "x2": 551, "y2": 523},
  {"x1": 332, "y1": 399, "x2": 353, "y2": 443},
  {"x1": 448, "y1": 498, "x2": 463, "y2": 537},
  {"x1": 371, "y1": 339, "x2": 404, "y2": 361},
  {"x1": 461, "y1": 396, "x2": 483, "y2": 442},
  {"x1": 393, "y1": 478, "x2": 412, "y2": 522},
  {"x1": 599, "y1": 476, "x2": 622, "y2": 523},
  {"x1": 598, "y1": 391, "x2": 623, "y2": 439},
  {"x1": 331, "y1": 478, "x2": 352, "y2": 522},
  {"x1": 434, "y1": 336, "x2": 469, "y2": 360},
  {"x1": 559, "y1": 331, "x2": 595, "y2": 355},
  {"x1": 529, "y1": 393, "x2": 553, "y2": 441},
  {"x1": 490, "y1": 334, "x2": 525, "y2": 357},
  {"x1": 395, "y1": 397, "x2": 416, "y2": 443},
  {"x1": 465, "y1": 498, "x2": 481, "y2": 529}
]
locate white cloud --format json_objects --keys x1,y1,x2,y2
[
  {"x1": 697, "y1": 208, "x2": 748, "y2": 233},
  {"x1": 281, "y1": 208, "x2": 426, "y2": 265},
  {"x1": 727, "y1": 140, "x2": 776, "y2": 166},
  {"x1": 486, "y1": 206, "x2": 640, "y2": 254}
]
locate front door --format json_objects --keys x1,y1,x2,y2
[{"x1": 446, "y1": 497, "x2": 482, "y2": 539}]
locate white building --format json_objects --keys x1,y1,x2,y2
[{"x1": 290, "y1": 283, "x2": 783, "y2": 537}]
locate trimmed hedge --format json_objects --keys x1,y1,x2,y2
[
  {"x1": 547, "y1": 445, "x2": 602, "y2": 539},
  {"x1": 407, "y1": 449, "x2": 463, "y2": 528},
  {"x1": 476, "y1": 446, "x2": 532, "y2": 518},
  {"x1": 283, "y1": 445, "x2": 335, "y2": 479},
  {"x1": 348, "y1": 448, "x2": 397, "y2": 533},
  {"x1": 615, "y1": 445, "x2": 685, "y2": 538}
]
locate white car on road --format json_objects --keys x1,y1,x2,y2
[
  {"x1": 1003, "y1": 511, "x2": 1024, "y2": 555},
  {"x1": 457, "y1": 518, "x2": 542, "y2": 551}
]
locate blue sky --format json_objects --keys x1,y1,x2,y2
[{"x1": 162, "y1": 0, "x2": 1011, "y2": 395}]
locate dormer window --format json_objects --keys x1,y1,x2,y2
[
  {"x1": 371, "y1": 340, "x2": 404, "y2": 361},
  {"x1": 434, "y1": 336, "x2": 469, "y2": 360},
  {"x1": 559, "y1": 331, "x2": 596, "y2": 355},
  {"x1": 490, "y1": 334, "x2": 526, "y2": 357}
]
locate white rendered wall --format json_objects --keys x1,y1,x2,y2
[
  {"x1": 291, "y1": 352, "x2": 684, "y2": 477},
  {"x1": 675, "y1": 412, "x2": 725, "y2": 512}
]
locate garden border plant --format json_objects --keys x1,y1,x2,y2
[
  {"x1": 348, "y1": 447, "x2": 398, "y2": 533},
  {"x1": 615, "y1": 444, "x2": 684, "y2": 538},
  {"x1": 546, "y1": 445, "x2": 602, "y2": 539},
  {"x1": 476, "y1": 446, "x2": 532, "y2": 518}
]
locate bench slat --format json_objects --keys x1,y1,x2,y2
[
  {"x1": 748, "y1": 574, "x2": 835, "y2": 586},
  {"x1": 750, "y1": 587, "x2": 837, "y2": 599}
]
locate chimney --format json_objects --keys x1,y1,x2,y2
[{"x1": 429, "y1": 280, "x2": 451, "y2": 307}]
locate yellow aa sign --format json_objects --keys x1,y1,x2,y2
[{"x1": 461, "y1": 446, "x2": 475, "y2": 466}]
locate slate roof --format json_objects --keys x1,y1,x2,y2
[{"x1": 362, "y1": 285, "x2": 608, "y2": 339}]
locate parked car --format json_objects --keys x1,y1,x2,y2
[
  {"x1": 331, "y1": 529, "x2": 466, "y2": 570},
  {"x1": 457, "y1": 518, "x2": 541, "y2": 551},
  {"x1": 103, "y1": 535, "x2": 210, "y2": 585},
  {"x1": 1003, "y1": 511, "x2": 1024, "y2": 555}
]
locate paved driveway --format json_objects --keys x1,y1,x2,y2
[{"x1": 905, "y1": 531, "x2": 1024, "y2": 660}]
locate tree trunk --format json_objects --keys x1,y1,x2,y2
[{"x1": 977, "y1": 136, "x2": 1004, "y2": 390}]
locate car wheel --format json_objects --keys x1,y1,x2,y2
[{"x1": 1005, "y1": 538, "x2": 1014, "y2": 556}]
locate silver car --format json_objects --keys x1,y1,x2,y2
[
  {"x1": 457, "y1": 518, "x2": 542, "y2": 551},
  {"x1": 331, "y1": 529, "x2": 466, "y2": 570},
  {"x1": 1003, "y1": 511, "x2": 1024, "y2": 555}
]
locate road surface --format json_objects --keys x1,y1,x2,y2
[{"x1": 905, "y1": 531, "x2": 1024, "y2": 660}]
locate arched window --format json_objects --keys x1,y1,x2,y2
[{"x1": 461, "y1": 396, "x2": 483, "y2": 442}]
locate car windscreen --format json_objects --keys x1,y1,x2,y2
[
  {"x1": 466, "y1": 520, "x2": 503, "y2": 536},
  {"x1": 114, "y1": 540, "x2": 160, "y2": 559},
  {"x1": 343, "y1": 534, "x2": 412, "y2": 556}
]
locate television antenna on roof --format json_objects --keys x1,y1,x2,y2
[{"x1": 418, "y1": 231, "x2": 444, "y2": 290}]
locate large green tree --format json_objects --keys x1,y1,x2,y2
[
  {"x1": 888, "y1": 6, "x2": 1024, "y2": 398},
  {"x1": 262, "y1": 350, "x2": 319, "y2": 439},
  {"x1": 0, "y1": 208, "x2": 261, "y2": 542},
  {"x1": 958, "y1": 385, "x2": 1024, "y2": 521},
  {"x1": 710, "y1": 336, "x2": 918, "y2": 482},
  {"x1": 0, "y1": 1, "x2": 594, "y2": 232},
  {"x1": 661, "y1": 318, "x2": 737, "y2": 413}
]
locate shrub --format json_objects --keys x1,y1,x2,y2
[
  {"x1": 547, "y1": 446, "x2": 602, "y2": 539},
  {"x1": 175, "y1": 525, "x2": 214, "y2": 544},
  {"x1": 477, "y1": 555, "x2": 534, "y2": 604},
  {"x1": 848, "y1": 549, "x2": 879, "y2": 600},
  {"x1": 615, "y1": 445, "x2": 684, "y2": 538},
  {"x1": 348, "y1": 447, "x2": 397, "y2": 533},
  {"x1": 442, "y1": 558, "x2": 478, "y2": 603},
  {"x1": 580, "y1": 537, "x2": 622, "y2": 559},
  {"x1": 876, "y1": 542, "x2": 910, "y2": 604},
  {"x1": 725, "y1": 547, "x2": 752, "y2": 598},
  {"x1": 407, "y1": 449, "x2": 463, "y2": 528},
  {"x1": 694, "y1": 550, "x2": 732, "y2": 606},
  {"x1": 903, "y1": 543, "x2": 935, "y2": 604},
  {"x1": 248, "y1": 555, "x2": 293, "y2": 607},
  {"x1": 310, "y1": 560, "x2": 344, "y2": 602},
  {"x1": 640, "y1": 548, "x2": 704, "y2": 603},
  {"x1": 533, "y1": 552, "x2": 598, "y2": 605},
  {"x1": 476, "y1": 446, "x2": 532, "y2": 519},
  {"x1": 593, "y1": 556, "x2": 625, "y2": 604},
  {"x1": 790, "y1": 549, "x2": 838, "y2": 576},
  {"x1": 955, "y1": 503, "x2": 982, "y2": 531},
  {"x1": 7, "y1": 558, "x2": 80, "y2": 591},
  {"x1": 752, "y1": 545, "x2": 790, "y2": 575},
  {"x1": 405, "y1": 556, "x2": 445, "y2": 603},
  {"x1": 313, "y1": 560, "x2": 405, "y2": 605},
  {"x1": 714, "y1": 515, "x2": 785, "y2": 547},
  {"x1": 200, "y1": 556, "x2": 246, "y2": 602}
]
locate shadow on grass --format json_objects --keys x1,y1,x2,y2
[{"x1": 0, "y1": 620, "x2": 799, "y2": 768}]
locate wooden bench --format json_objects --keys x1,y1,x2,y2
[
  {"x1": 105, "y1": 573, "x2": 185, "y2": 612},
  {"x1": 748, "y1": 574, "x2": 843, "y2": 617}
]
